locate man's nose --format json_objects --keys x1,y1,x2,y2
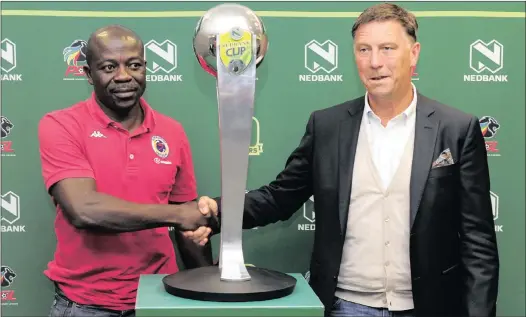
[
  {"x1": 114, "y1": 66, "x2": 132, "y2": 81},
  {"x1": 370, "y1": 50, "x2": 384, "y2": 69}
]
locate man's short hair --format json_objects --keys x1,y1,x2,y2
[{"x1": 351, "y1": 3, "x2": 418, "y2": 42}]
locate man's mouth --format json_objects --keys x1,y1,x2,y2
[
  {"x1": 112, "y1": 88, "x2": 137, "y2": 99},
  {"x1": 371, "y1": 76, "x2": 388, "y2": 81}
]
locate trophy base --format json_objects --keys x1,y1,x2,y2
[{"x1": 162, "y1": 266, "x2": 297, "y2": 302}]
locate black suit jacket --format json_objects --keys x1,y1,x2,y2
[{"x1": 214, "y1": 93, "x2": 499, "y2": 317}]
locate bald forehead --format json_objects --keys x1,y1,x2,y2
[
  {"x1": 91, "y1": 26, "x2": 142, "y2": 48},
  {"x1": 91, "y1": 25, "x2": 139, "y2": 39},
  {"x1": 87, "y1": 26, "x2": 144, "y2": 65},
  {"x1": 92, "y1": 33, "x2": 141, "y2": 51}
]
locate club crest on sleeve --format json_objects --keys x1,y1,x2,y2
[{"x1": 151, "y1": 136, "x2": 169, "y2": 158}]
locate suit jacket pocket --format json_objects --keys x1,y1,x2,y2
[{"x1": 428, "y1": 164, "x2": 459, "y2": 179}]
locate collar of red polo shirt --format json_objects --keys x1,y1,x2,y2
[{"x1": 86, "y1": 92, "x2": 157, "y2": 132}]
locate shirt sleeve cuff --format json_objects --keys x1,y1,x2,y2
[{"x1": 45, "y1": 170, "x2": 95, "y2": 191}]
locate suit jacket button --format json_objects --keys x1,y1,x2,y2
[{"x1": 333, "y1": 275, "x2": 337, "y2": 280}]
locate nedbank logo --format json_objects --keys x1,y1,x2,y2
[
  {"x1": 490, "y1": 191, "x2": 503, "y2": 233},
  {"x1": 1, "y1": 191, "x2": 20, "y2": 225},
  {"x1": 490, "y1": 191, "x2": 499, "y2": 220},
  {"x1": 1, "y1": 39, "x2": 16, "y2": 73},
  {"x1": 470, "y1": 40, "x2": 503, "y2": 74},
  {"x1": 1, "y1": 191, "x2": 25, "y2": 233},
  {"x1": 303, "y1": 196, "x2": 315, "y2": 222},
  {"x1": 464, "y1": 39, "x2": 507, "y2": 83},
  {"x1": 144, "y1": 39, "x2": 182, "y2": 82},
  {"x1": 299, "y1": 40, "x2": 343, "y2": 82},
  {"x1": 1, "y1": 38, "x2": 22, "y2": 81},
  {"x1": 305, "y1": 40, "x2": 338, "y2": 74},
  {"x1": 249, "y1": 117, "x2": 263, "y2": 156},
  {"x1": 145, "y1": 40, "x2": 177, "y2": 73},
  {"x1": 298, "y1": 196, "x2": 315, "y2": 231}
]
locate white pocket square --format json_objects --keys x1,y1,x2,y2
[{"x1": 432, "y1": 148, "x2": 455, "y2": 168}]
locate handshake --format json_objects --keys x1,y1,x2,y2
[{"x1": 176, "y1": 196, "x2": 219, "y2": 246}]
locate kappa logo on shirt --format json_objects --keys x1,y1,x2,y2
[{"x1": 90, "y1": 131, "x2": 106, "y2": 138}]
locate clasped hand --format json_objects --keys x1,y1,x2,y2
[{"x1": 181, "y1": 196, "x2": 218, "y2": 246}]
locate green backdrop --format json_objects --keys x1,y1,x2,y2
[{"x1": 1, "y1": 1, "x2": 524, "y2": 316}]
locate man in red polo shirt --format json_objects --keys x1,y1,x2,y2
[{"x1": 37, "y1": 25, "x2": 212, "y2": 317}]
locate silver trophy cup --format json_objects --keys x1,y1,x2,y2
[
  {"x1": 193, "y1": 2, "x2": 268, "y2": 283},
  {"x1": 162, "y1": 3, "x2": 296, "y2": 302}
]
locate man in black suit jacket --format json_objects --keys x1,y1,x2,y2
[{"x1": 185, "y1": 3, "x2": 499, "y2": 317}]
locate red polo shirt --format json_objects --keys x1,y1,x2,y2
[{"x1": 37, "y1": 93, "x2": 198, "y2": 311}]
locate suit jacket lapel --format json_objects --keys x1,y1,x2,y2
[
  {"x1": 338, "y1": 100, "x2": 364, "y2": 235},
  {"x1": 410, "y1": 94, "x2": 439, "y2": 229}
]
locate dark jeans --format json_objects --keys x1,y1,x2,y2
[
  {"x1": 329, "y1": 297, "x2": 415, "y2": 317},
  {"x1": 49, "y1": 287, "x2": 135, "y2": 317}
]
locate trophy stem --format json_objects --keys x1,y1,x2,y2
[
  {"x1": 161, "y1": 5, "x2": 297, "y2": 302},
  {"x1": 215, "y1": 33, "x2": 257, "y2": 282}
]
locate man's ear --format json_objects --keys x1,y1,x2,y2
[
  {"x1": 83, "y1": 65, "x2": 93, "y2": 85},
  {"x1": 410, "y1": 41, "x2": 421, "y2": 68}
]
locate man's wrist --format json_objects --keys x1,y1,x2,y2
[{"x1": 169, "y1": 201, "x2": 197, "y2": 227}]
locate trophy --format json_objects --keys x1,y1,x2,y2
[{"x1": 162, "y1": 3, "x2": 297, "y2": 302}]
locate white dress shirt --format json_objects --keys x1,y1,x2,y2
[{"x1": 362, "y1": 84, "x2": 418, "y2": 190}]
